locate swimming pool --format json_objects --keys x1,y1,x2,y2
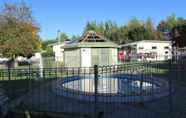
[{"x1": 53, "y1": 74, "x2": 170, "y2": 103}]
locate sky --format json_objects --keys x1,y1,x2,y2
[{"x1": 0, "y1": 0, "x2": 186, "y2": 40}]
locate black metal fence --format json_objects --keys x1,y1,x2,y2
[{"x1": 0, "y1": 61, "x2": 186, "y2": 118}]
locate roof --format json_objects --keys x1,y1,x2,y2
[
  {"x1": 64, "y1": 31, "x2": 118, "y2": 49},
  {"x1": 64, "y1": 42, "x2": 118, "y2": 49},
  {"x1": 48, "y1": 42, "x2": 63, "y2": 47},
  {"x1": 120, "y1": 40, "x2": 172, "y2": 48},
  {"x1": 48, "y1": 40, "x2": 71, "y2": 47},
  {"x1": 78, "y1": 31, "x2": 106, "y2": 42}
]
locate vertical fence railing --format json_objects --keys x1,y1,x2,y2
[
  {"x1": 0, "y1": 60, "x2": 184, "y2": 117},
  {"x1": 7, "y1": 66, "x2": 11, "y2": 98},
  {"x1": 94, "y1": 65, "x2": 98, "y2": 118},
  {"x1": 28, "y1": 64, "x2": 31, "y2": 93}
]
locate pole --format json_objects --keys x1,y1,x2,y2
[
  {"x1": 169, "y1": 31, "x2": 174, "y2": 117},
  {"x1": 57, "y1": 30, "x2": 61, "y2": 45},
  {"x1": 57, "y1": 30, "x2": 60, "y2": 64},
  {"x1": 94, "y1": 65, "x2": 98, "y2": 118},
  {"x1": 56, "y1": 30, "x2": 61, "y2": 75}
]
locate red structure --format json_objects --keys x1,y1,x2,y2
[{"x1": 118, "y1": 50, "x2": 126, "y2": 61}]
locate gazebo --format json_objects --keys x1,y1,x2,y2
[{"x1": 63, "y1": 31, "x2": 118, "y2": 67}]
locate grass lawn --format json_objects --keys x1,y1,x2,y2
[{"x1": 0, "y1": 60, "x2": 185, "y2": 82}]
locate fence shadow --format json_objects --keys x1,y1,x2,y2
[{"x1": 0, "y1": 61, "x2": 186, "y2": 118}]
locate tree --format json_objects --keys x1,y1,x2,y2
[
  {"x1": 82, "y1": 15, "x2": 184, "y2": 44},
  {"x1": 41, "y1": 46, "x2": 54, "y2": 57},
  {"x1": 118, "y1": 26, "x2": 129, "y2": 44},
  {"x1": 157, "y1": 14, "x2": 186, "y2": 42},
  {"x1": 71, "y1": 35, "x2": 81, "y2": 40},
  {"x1": 171, "y1": 21, "x2": 186, "y2": 47},
  {"x1": 127, "y1": 18, "x2": 142, "y2": 30},
  {"x1": 59, "y1": 32, "x2": 68, "y2": 42},
  {"x1": 84, "y1": 21, "x2": 98, "y2": 33},
  {"x1": 154, "y1": 31, "x2": 164, "y2": 40},
  {"x1": 83, "y1": 20, "x2": 123, "y2": 43},
  {"x1": 41, "y1": 39, "x2": 57, "y2": 50},
  {"x1": 128, "y1": 26, "x2": 146, "y2": 41},
  {"x1": 157, "y1": 14, "x2": 184, "y2": 33},
  {"x1": 144, "y1": 18, "x2": 155, "y2": 40},
  {"x1": 0, "y1": 2, "x2": 41, "y2": 58},
  {"x1": 157, "y1": 20, "x2": 170, "y2": 32},
  {"x1": 127, "y1": 18, "x2": 147, "y2": 41}
]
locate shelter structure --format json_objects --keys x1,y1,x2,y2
[{"x1": 64, "y1": 31, "x2": 118, "y2": 67}]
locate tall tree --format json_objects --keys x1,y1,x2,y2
[
  {"x1": 83, "y1": 16, "x2": 185, "y2": 44},
  {"x1": 171, "y1": 21, "x2": 186, "y2": 47},
  {"x1": 0, "y1": 2, "x2": 41, "y2": 58},
  {"x1": 119, "y1": 26, "x2": 129, "y2": 44},
  {"x1": 84, "y1": 21, "x2": 98, "y2": 33},
  {"x1": 157, "y1": 14, "x2": 182, "y2": 32},
  {"x1": 144, "y1": 18, "x2": 155, "y2": 40},
  {"x1": 71, "y1": 35, "x2": 81, "y2": 40},
  {"x1": 59, "y1": 32, "x2": 68, "y2": 42},
  {"x1": 127, "y1": 18, "x2": 142, "y2": 30},
  {"x1": 127, "y1": 18, "x2": 146, "y2": 41}
]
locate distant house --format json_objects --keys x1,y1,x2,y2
[
  {"x1": 52, "y1": 43, "x2": 65, "y2": 62},
  {"x1": 120, "y1": 40, "x2": 172, "y2": 61},
  {"x1": 50, "y1": 40, "x2": 70, "y2": 62},
  {"x1": 64, "y1": 31, "x2": 118, "y2": 67}
]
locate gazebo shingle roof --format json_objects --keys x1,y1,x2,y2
[{"x1": 64, "y1": 31, "x2": 118, "y2": 49}]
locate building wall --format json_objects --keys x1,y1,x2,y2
[
  {"x1": 111, "y1": 48, "x2": 118, "y2": 65},
  {"x1": 53, "y1": 44, "x2": 64, "y2": 62},
  {"x1": 64, "y1": 48, "x2": 118, "y2": 67},
  {"x1": 64, "y1": 48, "x2": 80, "y2": 67},
  {"x1": 136, "y1": 42, "x2": 172, "y2": 61},
  {"x1": 80, "y1": 48, "x2": 91, "y2": 67},
  {"x1": 91, "y1": 48, "x2": 118, "y2": 66}
]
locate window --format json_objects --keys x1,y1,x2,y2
[
  {"x1": 165, "y1": 51, "x2": 169, "y2": 54},
  {"x1": 139, "y1": 47, "x2": 144, "y2": 50},
  {"x1": 152, "y1": 46, "x2": 157, "y2": 49},
  {"x1": 164, "y1": 46, "x2": 169, "y2": 49}
]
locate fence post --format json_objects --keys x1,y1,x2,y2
[
  {"x1": 7, "y1": 62, "x2": 12, "y2": 98},
  {"x1": 140, "y1": 69, "x2": 144, "y2": 104},
  {"x1": 43, "y1": 68, "x2": 45, "y2": 80},
  {"x1": 94, "y1": 65, "x2": 98, "y2": 118},
  {"x1": 56, "y1": 67, "x2": 58, "y2": 79},
  {"x1": 7, "y1": 63, "x2": 11, "y2": 81},
  {"x1": 28, "y1": 63, "x2": 31, "y2": 92}
]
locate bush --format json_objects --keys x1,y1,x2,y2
[{"x1": 42, "y1": 47, "x2": 54, "y2": 57}]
